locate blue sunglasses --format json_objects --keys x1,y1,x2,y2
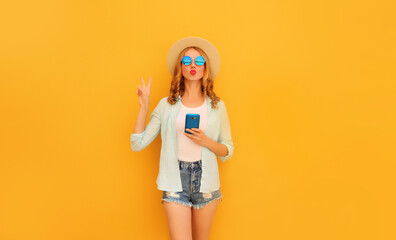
[{"x1": 181, "y1": 56, "x2": 206, "y2": 66}]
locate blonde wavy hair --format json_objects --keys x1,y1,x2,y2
[{"x1": 167, "y1": 47, "x2": 221, "y2": 109}]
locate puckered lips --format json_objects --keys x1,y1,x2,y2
[{"x1": 190, "y1": 70, "x2": 196, "y2": 75}]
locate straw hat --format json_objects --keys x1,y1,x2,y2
[{"x1": 166, "y1": 37, "x2": 220, "y2": 79}]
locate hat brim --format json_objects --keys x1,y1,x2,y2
[{"x1": 167, "y1": 37, "x2": 220, "y2": 79}]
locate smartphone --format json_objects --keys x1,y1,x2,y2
[{"x1": 185, "y1": 114, "x2": 200, "y2": 134}]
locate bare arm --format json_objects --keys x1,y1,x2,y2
[
  {"x1": 203, "y1": 138, "x2": 229, "y2": 157},
  {"x1": 133, "y1": 106, "x2": 149, "y2": 134}
]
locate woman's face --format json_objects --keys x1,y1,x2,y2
[{"x1": 181, "y1": 48, "x2": 205, "y2": 82}]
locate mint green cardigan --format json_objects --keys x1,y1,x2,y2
[{"x1": 130, "y1": 95, "x2": 234, "y2": 193}]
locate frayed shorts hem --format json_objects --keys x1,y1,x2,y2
[
  {"x1": 161, "y1": 195, "x2": 223, "y2": 210},
  {"x1": 192, "y1": 195, "x2": 223, "y2": 210},
  {"x1": 161, "y1": 198, "x2": 193, "y2": 208}
]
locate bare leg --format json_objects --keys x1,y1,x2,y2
[
  {"x1": 162, "y1": 201, "x2": 192, "y2": 240},
  {"x1": 191, "y1": 198, "x2": 221, "y2": 240}
]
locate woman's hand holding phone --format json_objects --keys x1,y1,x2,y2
[
  {"x1": 136, "y1": 76, "x2": 152, "y2": 109},
  {"x1": 184, "y1": 128, "x2": 209, "y2": 147}
]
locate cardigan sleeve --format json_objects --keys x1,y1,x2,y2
[
  {"x1": 217, "y1": 101, "x2": 234, "y2": 162},
  {"x1": 130, "y1": 99, "x2": 162, "y2": 152}
]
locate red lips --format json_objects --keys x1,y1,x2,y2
[{"x1": 190, "y1": 70, "x2": 196, "y2": 75}]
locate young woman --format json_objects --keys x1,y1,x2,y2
[{"x1": 131, "y1": 37, "x2": 234, "y2": 240}]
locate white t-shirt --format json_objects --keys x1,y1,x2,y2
[{"x1": 175, "y1": 98, "x2": 208, "y2": 162}]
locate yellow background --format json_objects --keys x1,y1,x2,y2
[{"x1": 1, "y1": 0, "x2": 395, "y2": 239}]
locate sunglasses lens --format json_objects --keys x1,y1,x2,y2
[
  {"x1": 182, "y1": 56, "x2": 192, "y2": 65},
  {"x1": 195, "y1": 56, "x2": 205, "y2": 66}
]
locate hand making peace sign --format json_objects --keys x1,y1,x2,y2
[{"x1": 136, "y1": 76, "x2": 152, "y2": 107}]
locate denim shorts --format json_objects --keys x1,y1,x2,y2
[{"x1": 161, "y1": 159, "x2": 223, "y2": 209}]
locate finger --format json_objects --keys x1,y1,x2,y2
[
  {"x1": 186, "y1": 129, "x2": 196, "y2": 136},
  {"x1": 138, "y1": 86, "x2": 143, "y2": 91},
  {"x1": 147, "y1": 76, "x2": 152, "y2": 91},
  {"x1": 184, "y1": 132, "x2": 196, "y2": 139},
  {"x1": 188, "y1": 133, "x2": 198, "y2": 140},
  {"x1": 140, "y1": 76, "x2": 146, "y2": 88},
  {"x1": 184, "y1": 132, "x2": 192, "y2": 138}
]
